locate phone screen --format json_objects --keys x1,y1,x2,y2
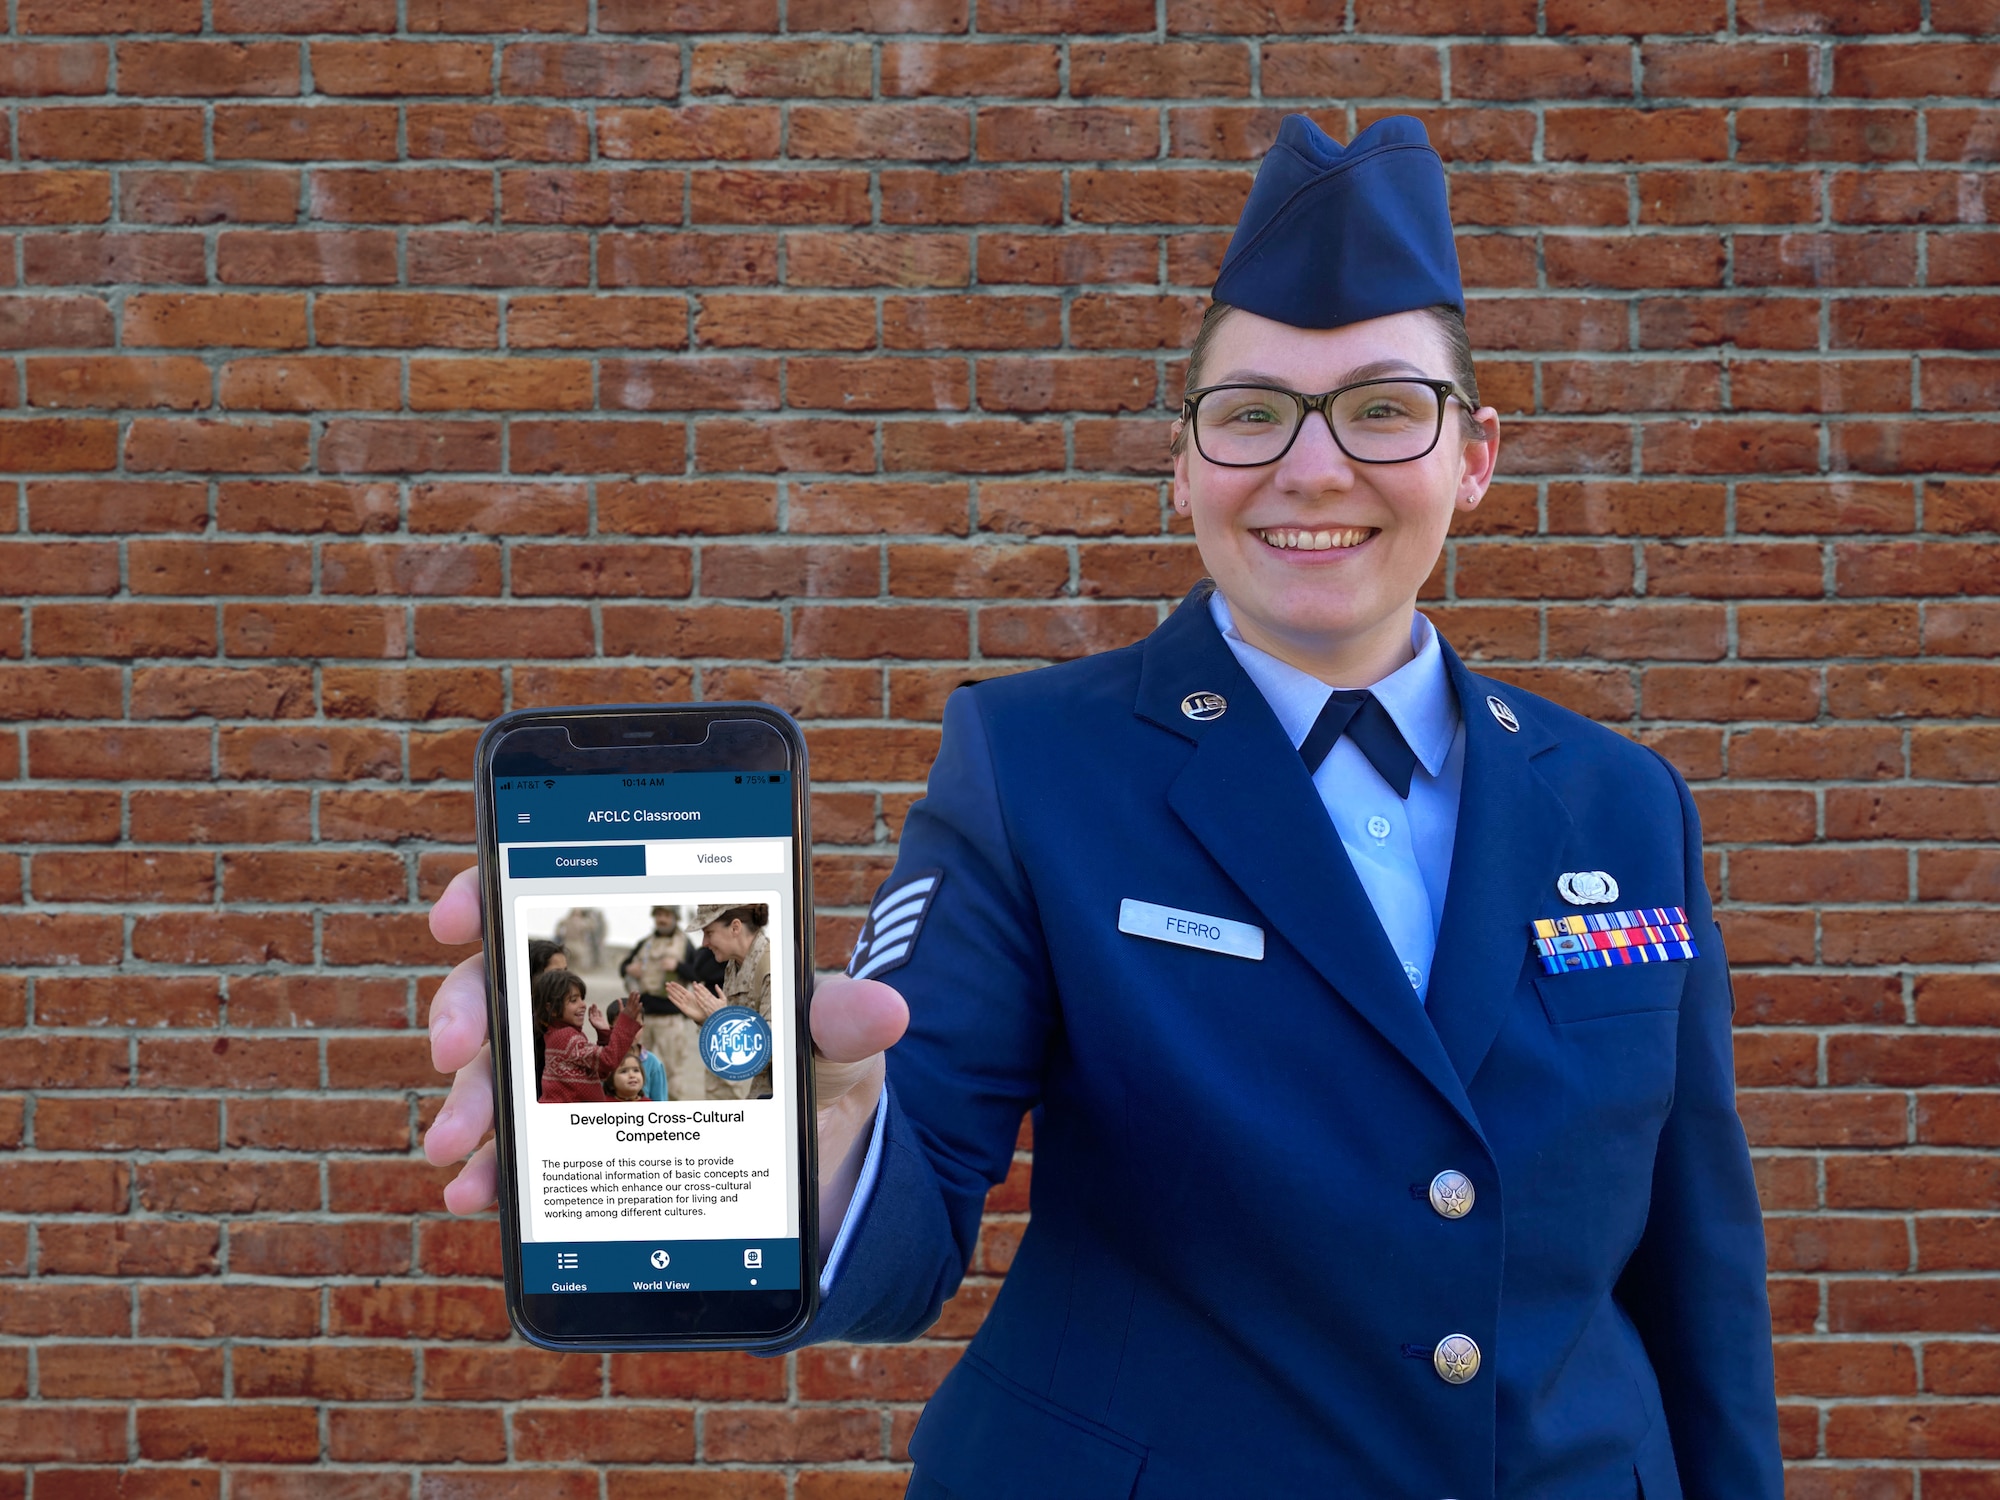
[{"x1": 491, "y1": 765, "x2": 805, "y2": 1324}]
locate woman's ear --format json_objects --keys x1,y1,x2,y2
[
  {"x1": 1171, "y1": 434, "x2": 1192, "y2": 514},
  {"x1": 1455, "y1": 407, "x2": 1502, "y2": 512}
]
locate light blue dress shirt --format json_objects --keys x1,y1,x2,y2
[
  {"x1": 1209, "y1": 592, "x2": 1465, "y2": 1002},
  {"x1": 825, "y1": 595, "x2": 1468, "y2": 1290}
]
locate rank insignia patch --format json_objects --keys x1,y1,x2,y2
[
  {"x1": 846, "y1": 870, "x2": 943, "y2": 982},
  {"x1": 1530, "y1": 906, "x2": 1698, "y2": 975}
]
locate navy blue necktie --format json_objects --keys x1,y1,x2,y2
[{"x1": 1299, "y1": 689, "x2": 1419, "y2": 798}]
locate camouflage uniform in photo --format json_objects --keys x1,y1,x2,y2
[
  {"x1": 705, "y1": 925, "x2": 772, "y2": 1101},
  {"x1": 656, "y1": 906, "x2": 774, "y2": 1102}
]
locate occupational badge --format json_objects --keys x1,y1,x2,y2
[
  {"x1": 698, "y1": 1005, "x2": 771, "y2": 1081},
  {"x1": 1557, "y1": 870, "x2": 1619, "y2": 905},
  {"x1": 1485, "y1": 695, "x2": 1519, "y2": 732},
  {"x1": 846, "y1": 869, "x2": 942, "y2": 982}
]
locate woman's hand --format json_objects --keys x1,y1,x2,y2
[
  {"x1": 421, "y1": 864, "x2": 911, "y2": 1242},
  {"x1": 809, "y1": 973, "x2": 909, "y2": 1253},
  {"x1": 662, "y1": 980, "x2": 727, "y2": 1022},
  {"x1": 422, "y1": 865, "x2": 501, "y2": 1215}
]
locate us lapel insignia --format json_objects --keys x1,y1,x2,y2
[
  {"x1": 1530, "y1": 907, "x2": 1699, "y2": 975},
  {"x1": 847, "y1": 869, "x2": 942, "y2": 982},
  {"x1": 1181, "y1": 691, "x2": 1227, "y2": 722},
  {"x1": 1557, "y1": 869, "x2": 1618, "y2": 905}
]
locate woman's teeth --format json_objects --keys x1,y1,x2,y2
[{"x1": 1256, "y1": 527, "x2": 1374, "y2": 551}]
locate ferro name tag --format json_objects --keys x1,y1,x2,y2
[{"x1": 1118, "y1": 898, "x2": 1264, "y2": 961}]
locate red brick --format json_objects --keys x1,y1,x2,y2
[
  {"x1": 502, "y1": 168, "x2": 686, "y2": 228},
  {"x1": 1736, "y1": 230, "x2": 1917, "y2": 288},
  {"x1": 215, "y1": 104, "x2": 399, "y2": 162},
  {"x1": 119, "y1": 41, "x2": 301, "y2": 96},
  {"x1": 598, "y1": 233, "x2": 771, "y2": 290},
  {"x1": 328, "y1": 1282, "x2": 509, "y2": 1340},
  {"x1": 236, "y1": 1344, "x2": 414, "y2": 1400},
  {"x1": 791, "y1": 0, "x2": 965, "y2": 23},
  {"x1": 319, "y1": 418, "x2": 500, "y2": 474},
  {"x1": 0, "y1": 171, "x2": 110, "y2": 225},
  {"x1": 230, "y1": 1216, "x2": 414, "y2": 1272},
  {"x1": 20, "y1": 105, "x2": 204, "y2": 163},
  {"x1": 0, "y1": 42, "x2": 107, "y2": 95},
  {"x1": 409, "y1": 357, "x2": 591, "y2": 412},
  {"x1": 315, "y1": 291, "x2": 497, "y2": 349},
  {"x1": 500, "y1": 41, "x2": 680, "y2": 97},
  {"x1": 36, "y1": 974, "x2": 218, "y2": 1029},
  {"x1": 692, "y1": 169, "x2": 870, "y2": 226},
  {"x1": 309, "y1": 168, "x2": 492, "y2": 225},
  {"x1": 514, "y1": 1407, "x2": 695, "y2": 1462},
  {"x1": 121, "y1": 169, "x2": 300, "y2": 226},
  {"x1": 228, "y1": 974, "x2": 409, "y2": 1030},
  {"x1": 0, "y1": 416, "x2": 118, "y2": 471},
  {"x1": 691, "y1": 39, "x2": 870, "y2": 97},
  {"x1": 703, "y1": 1408, "x2": 881, "y2": 1464},
  {"x1": 24, "y1": 231, "x2": 205, "y2": 285},
  {"x1": 407, "y1": 105, "x2": 588, "y2": 163},
  {"x1": 409, "y1": 231, "x2": 589, "y2": 288},
  {"x1": 509, "y1": 295, "x2": 689, "y2": 351},
  {"x1": 512, "y1": 419, "x2": 685, "y2": 476},
  {"x1": 16, "y1": 608, "x2": 182, "y2": 658},
  {"x1": 1833, "y1": 41, "x2": 2000, "y2": 97},
  {"x1": 0, "y1": 1407, "x2": 127, "y2": 1463}
]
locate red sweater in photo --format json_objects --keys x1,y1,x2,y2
[{"x1": 538, "y1": 1007, "x2": 644, "y2": 1104}]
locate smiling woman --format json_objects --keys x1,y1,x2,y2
[
  {"x1": 426, "y1": 110, "x2": 1785, "y2": 1500},
  {"x1": 1168, "y1": 303, "x2": 1501, "y2": 688}
]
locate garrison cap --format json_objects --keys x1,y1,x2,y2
[{"x1": 1212, "y1": 114, "x2": 1463, "y2": 329}]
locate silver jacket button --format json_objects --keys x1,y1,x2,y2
[
  {"x1": 1428, "y1": 1170, "x2": 1475, "y2": 1219},
  {"x1": 1433, "y1": 1334, "x2": 1481, "y2": 1385}
]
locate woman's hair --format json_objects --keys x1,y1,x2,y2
[
  {"x1": 527, "y1": 938, "x2": 565, "y2": 978},
  {"x1": 531, "y1": 968, "x2": 586, "y2": 1036},
  {"x1": 530, "y1": 967, "x2": 585, "y2": 1088},
  {"x1": 709, "y1": 903, "x2": 769, "y2": 932},
  {"x1": 1172, "y1": 300, "x2": 1483, "y2": 456}
]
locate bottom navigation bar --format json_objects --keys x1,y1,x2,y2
[{"x1": 521, "y1": 1237, "x2": 801, "y2": 1294}]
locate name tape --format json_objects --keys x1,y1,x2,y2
[{"x1": 1118, "y1": 898, "x2": 1264, "y2": 961}]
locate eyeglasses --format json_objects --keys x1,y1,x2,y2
[{"x1": 1181, "y1": 378, "x2": 1462, "y2": 468}]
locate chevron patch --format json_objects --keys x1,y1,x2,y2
[{"x1": 846, "y1": 870, "x2": 943, "y2": 983}]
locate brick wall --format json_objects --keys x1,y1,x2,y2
[{"x1": 0, "y1": 0, "x2": 1993, "y2": 1494}]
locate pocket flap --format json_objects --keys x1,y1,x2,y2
[
  {"x1": 1534, "y1": 960, "x2": 1688, "y2": 1025},
  {"x1": 910, "y1": 1352, "x2": 1146, "y2": 1500}
]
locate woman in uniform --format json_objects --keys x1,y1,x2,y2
[
  {"x1": 657, "y1": 902, "x2": 773, "y2": 1101},
  {"x1": 425, "y1": 114, "x2": 1782, "y2": 1499}
]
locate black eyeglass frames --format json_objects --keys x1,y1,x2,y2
[{"x1": 1180, "y1": 377, "x2": 1464, "y2": 468}]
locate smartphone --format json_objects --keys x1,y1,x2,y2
[{"x1": 471, "y1": 703, "x2": 816, "y2": 1350}]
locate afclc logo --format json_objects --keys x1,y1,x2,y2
[{"x1": 698, "y1": 1006, "x2": 771, "y2": 1081}]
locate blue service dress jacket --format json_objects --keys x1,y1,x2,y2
[{"x1": 800, "y1": 582, "x2": 1783, "y2": 1500}]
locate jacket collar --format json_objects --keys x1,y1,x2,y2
[
  {"x1": 1135, "y1": 583, "x2": 1573, "y2": 1116},
  {"x1": 1137, "y1": 583, "x2": 1479, "y2": 1131}
]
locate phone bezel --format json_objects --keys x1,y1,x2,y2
[{"x1": 471, "y1": 701, "x2": 819, "y2": 1351}]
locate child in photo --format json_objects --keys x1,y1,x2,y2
[
  {"x1": 606, "y1": 999, "x2": 671, "y2": 1103},
  {"x1": 533, "y1": 969, "x2": 642, "y2": 1104},
  {"x1": 606, "y1": 1046, "x2": 648, "y2": 1103}
]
